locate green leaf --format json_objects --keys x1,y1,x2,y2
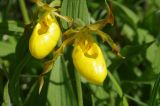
[
  {"x1": 89, "y1": 84, "x2": 109, "y2": 99},
  {"x1": 112, "y1": 1, "x2": 139, "y2": 31},
  {"x1": 24, "y1": 81, "x2": 47, "y2": 106},
  {"x1": 61, "y1": 0, "x2": 90, "y2": 28},
  {"x1": 121, "y1": 24, "x2": 135, "y2": 42},
  {"x1": 89, "y1": 84, "x2": 109, "y2": 105},
  {"x1": 46, "y1": 57, "x2": 77, "y2": 106},
  {"x1": 2, "y1": 82, "x2": 11, "y2": 106},
  {"x1": 155, "y1": 0, "x2": 160, "y2": 7},
  {"x1": 8, "y1": 53, "x2": 31, "y2": 105},
  {"x1": 147, "y1": 42, "x2": 160, "y2": 74},
  {"x1": 143, "y1": 9, "x2": 160, "y2": 35},
  {"x1": 137, "y1": 28, "x2": 155, "y2": 44},
  {"x1": 0, "y1": 36, "x2": 17, "y2": 57},
  {"x1": 49, "y1": 0, "x2": 61, "y2": 7},
  {"x1": 121, "y1": 26, "x2": 155, "y2": 44},
  {"x1": 15, "y1": 35, "x2": 29, "y2": 60},
  {"x1": 0, "y1": 20, "x2": 24, "y2": 34},
  {"x1": 109, "y1": 41, "x2": 154, "y2": 71},
  {"x1": 16, "y1": 24, "x2": 32, "y2": 60},
  {"x1": 121, "y1": 41, "x2": 154, "y2": 58},
  {"x1": 112, "y1": 1, "x2": 139, "y2": 24}
]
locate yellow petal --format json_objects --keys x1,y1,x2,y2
[
  {"x1": 29, "y1": 13, "x2": 60, "y2": 59},
  {"x1": 72, "y1": 39, "x2": 107, "y2": 84}
]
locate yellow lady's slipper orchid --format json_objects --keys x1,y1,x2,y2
[
  {"x1": 29, "y1": 13, "x2": 60, "y2": 59},
  {"x1": 72, "y1": 35, "x2": 107, "y2": 84}
]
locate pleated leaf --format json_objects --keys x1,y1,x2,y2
[
  {"x1": 46, "y1": 57, "x2": 77, "y2": 106},
  {"x1": 61, "y1": 0, "x2": 90, "y2": 28}
]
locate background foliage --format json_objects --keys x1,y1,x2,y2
[{"x1": 0, "y1": 0, "x2": 160, "y2": 106}]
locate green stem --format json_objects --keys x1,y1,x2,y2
[
  {"x1": 110, "y1": 91, "x2": 115, "y2": 106},
  {"x1": 108, "y1": 71, "x2": 129, "y2": 106},
  {"x1": 125, "y1": 94, "x2": 148, "y2": 106},
  {"x1": 74, "y1": 71, "x2": 83, "y2": 106},
  {"x1": 18, "y1": 0, "x2": 30, "y2": 24}
]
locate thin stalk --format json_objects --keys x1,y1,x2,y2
[
  {"x1": 125, "y1": 94, "x2": 148, "y2": 106},
  {"x1": 18, "y1": 0, "x2": 30, "y2": 24},
  {"x1": 110, "y1": 91, "x2": 115, "y2": 106},
  {"x1": 74, "y1": 71, "x2": 83, "y2": 106},
  {"x1": 108, "y1": 71, "x2": 129, "y2": 106},
  {"x1": 149, "y1": 73, "x2": 160, "y2": 106}
]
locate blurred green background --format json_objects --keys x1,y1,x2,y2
[{"x1": 0, "y1": 0, "x2": 160, "y2": 106}]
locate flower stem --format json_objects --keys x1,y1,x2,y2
[
  {"x1": 18, "y1": 0, "x2": 30, "y2": 24},
  {"x1": 74, "y1": 71, "x2": 83, "y2": 106}
]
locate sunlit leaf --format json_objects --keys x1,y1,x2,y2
[{"x1": 61, "y1": 0, "x2": 90, "y2": 29}]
